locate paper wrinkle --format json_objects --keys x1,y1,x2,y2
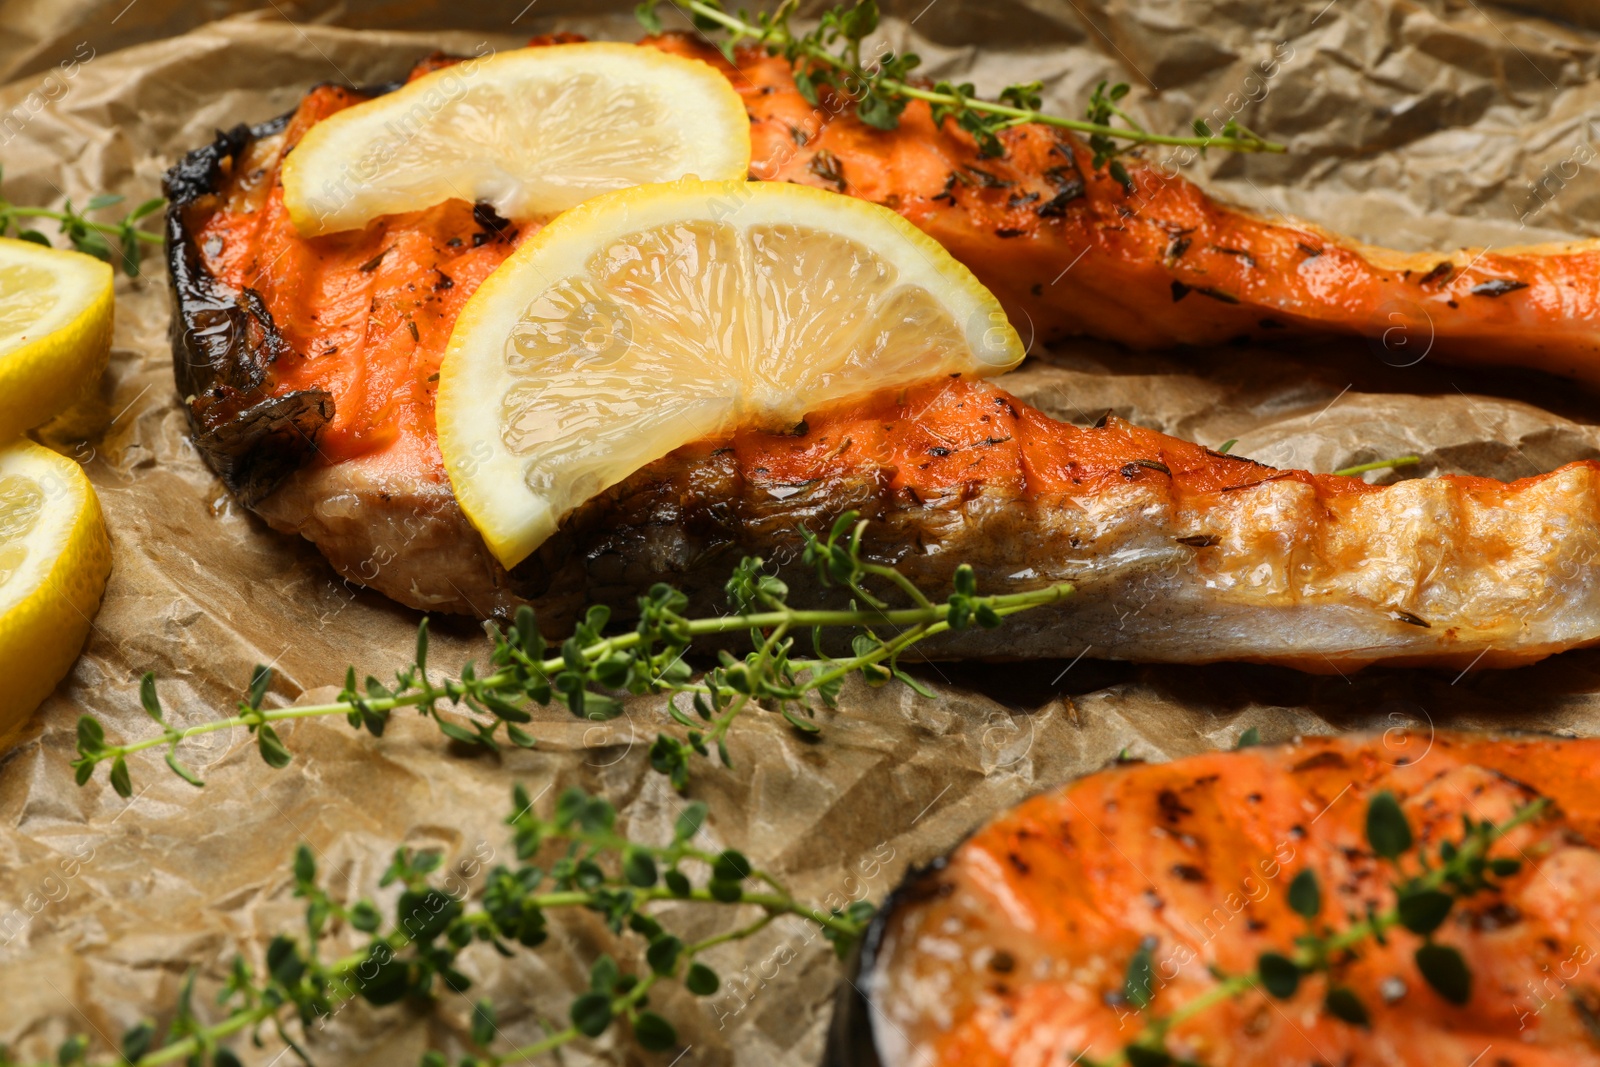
[{"x1": 3, "y1": 2, "x2": 1600, "y2": 1063}]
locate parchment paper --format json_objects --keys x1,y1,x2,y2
[{"x1": 4, "y1": 2, "x2": 1600, "y2": 1064}]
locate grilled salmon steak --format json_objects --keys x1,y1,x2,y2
[
  {"x1": 831, "y1": 731, "x2": 1600, "y2": 1067},
  {"x1": 536, "y1": 377, "x2": 1600, "y2": 672},
  {"x1": 166, "y1": 40, "x2": 1600, "y2": 669}
]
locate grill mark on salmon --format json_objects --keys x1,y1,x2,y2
[{"x1": 832, "y1": 731, "x2": 1600, "y2": 1067}]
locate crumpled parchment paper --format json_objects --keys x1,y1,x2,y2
[{"x1": 4, "y1": 2, "x2": 1600, "y2": 1064}]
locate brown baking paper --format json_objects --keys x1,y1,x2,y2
[{"x1": 5, "y1": 2, "x2": 1600, "y2": 1063}]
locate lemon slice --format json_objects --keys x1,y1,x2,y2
[
  {"x1": 282, "y1": 42, "x2": 752, "y2": 237},
  {"x1": 438, "y1": 178, "x2": 1025, "y2": 568},
  {"x1": 0, "y1": 439, "x2": 111, "y2": 745},
  {"x1": 0, "y1": 237, "x2": 114, "y2": 443}
]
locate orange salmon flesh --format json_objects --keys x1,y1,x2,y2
[{"x1": 857, "y1": 731, "x2": 1600, "y2": 1066}]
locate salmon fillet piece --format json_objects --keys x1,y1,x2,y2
[
  {"x1": 164, "y1": 42, "x2": 1600, "y2": 670},
  {"x1": 838, "y1": 731, "x2": 1600, "y2": 1067},
  {"x1": 535, "y1": 378, "x2": 1600, "y2": 671},
  {"x1": 647, "y1": 35, "x2": 1600, "y2": 383}
]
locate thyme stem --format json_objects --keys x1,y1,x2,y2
[
  {"x1": 3, "y1": 205, "x2": 165, "y2": 244},
  {"x1": 0, "y1": 170, "x2": 165, "y2": 277},
  {"x1": 14, "y1": 786, "x2": 873, "y2": 1067},
  {"x1": 1331, "y1": 455, "x2": 1421, "y2": 478},
  {"x1": 74, "y1": 514, "x2": 1074, "y2": 794},
  {"x1": 87, "y1": 585, "x2": 1069, "y2": 763},
  {"x1": 657, "y1": 0, "x2": 1285, "y2": 158}
]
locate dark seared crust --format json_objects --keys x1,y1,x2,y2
[
  {"x1": 510, "y1": 444, "x2": 912, "y2": 631},
  {"x1": 163, "y1": 116, "x2": 337, "y2": 504},
  {"x1": 163, "y1": 80, "x2": 403, "y2": 505},
  {"x1": 822, "y1": 862, "x2": 945, "y2": 1067}
]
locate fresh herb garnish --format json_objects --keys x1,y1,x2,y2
[
  {"x1": 0, "y1": 167, "x2": 162, "y2": 277},
  {"x1": 1331, "y1": 455, "x2": 1421, "y2": 478},
  {"x1": 73, "y1": 513, "x2": 1073, "y2": 795},
  {"x1": 0, "y1": 786, "x2": 868, "y2": 1066},
  {"x1": 1095, "y1": 789, "x2": 1550, "y2": 1066},
  {"x1": 636, "y1": 0, "x2": 1283, "y2": 164}
]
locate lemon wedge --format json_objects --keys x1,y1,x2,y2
[
  {"x1": 0, "y1": 439, "x2": 111, "y2": 745},
  {"x1": 437, "y1": 178, "x2": 1025, "y2": 569},
  {"x1": 0, "y1": 237, "x2": 114, "y2": 443},
  {"x1": 282, "y1": 42, "x2": 752, "y2": 237}
]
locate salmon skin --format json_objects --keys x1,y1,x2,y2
[
  {"x1": 164, "y1": 39, "x2": 1600, "y2": 667},
  {"x1": 646, "y1": 34, "x2": 1600, "y2": 385},
  {"x1": 831, "y1": 731, "x2": 1600, "y2": 1067}
]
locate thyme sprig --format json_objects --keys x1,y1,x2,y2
[
  {"x1": 635, "y1": 0, "x2": 1284, "y2": 168},
  {"x1": 0, "y1": 785, "x2": 869, "y2": 1067},
  {"x1": 0, "y1": 167, "x2": 163, "y2": 277},
  {"x1": 72, "y1": 513, "x2": 1074, "y2": 795},
  {"x1": 1101, "y1": 790, "x2": 1551, "y2": 1067},
  {"x1": 1331, "y1": 455, "x2": 1421, "y2": 478}
]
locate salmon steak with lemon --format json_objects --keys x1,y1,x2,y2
[
  {"x1": 833, "y1": 730, "x2": 1600, "y2": 1067},
  {"x1": 167, "y1": 43, "x2": 1600, "y2": 671}
]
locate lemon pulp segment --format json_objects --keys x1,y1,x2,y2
[
  {"x1": 283, "y1": 42, "x2": 752, "y2": 236},
  {"x1": 0, "y1": 237, "x2": 114, "y2": 442},
  {"x1": 0, "y1": 439, "x2": 111, "y2": 747}
]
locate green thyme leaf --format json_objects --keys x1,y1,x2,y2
[
  {"x1": 1257, "y1": 951, "x2": 1300, "y2": 998},
  {"x1": 119, "y1": 1021, "x2": 155, "y2": 1062},
  {"x1": 1324, "y1": 986, "x2": 1371, "y2": 1027},
  {"x1": 674, "y1": 801, "x2": 708, "y2": 842},
  {"x1": 590, "y1": 954, "x2": 621, "y2": 994},
  {"x1": 1397, "y1": 888, "x2": 1454, "y2": 936},
  {"x1": 686, "y1": 961, "x2": 720, "y2": 995},
  {"x1": 75, "y1": 715, "x2": 105, "y2": 755},
  {"x1": 257, "y1": 724, "x2": 293, "y2": 769},
  {"x1": 1288, "y1": 868, "x2": 1320, "y2": 920},
  {"x1": 470, "y1": 999, "x2": 497, "y2": 1047},
  {"x1": 1415, "y1": 943, "x2": 1471, "y2": 1005},
  {"x1": 646, "y1": 934, "x2": 683, "y2": 975},
  {"x1": 247, "y1": 665, "x2": 272, "y2": 710},
  {"x1": 56, "y1": 1035, "x2": 88, "y2": 1066},
  {"x1": 109, "y1": 756, "x2": 132, "y2": 798},
  {"x1": 1123, "y1": 937, "x2": 1157, "y2": 1010},
  {"x1": 1366, "y1": 791, "x2": 1413, "y2": 860},
  {"x1": 635, "y1": 0, "x2": 664, "y2": 34},
  {"x1": 1125, "y1": 1044, "x2": 1172, "y2": 1067},
  {"x1": 139, "y1": 672, "x2": 163, "y2": 722},
  {"x1": 623, "y1": 847, "x2": 659, "y2": 888},
  {"x1": 570, "y1": 991, "x2": 613, "y2": 1037},
  {"x1": 633, "y1": 1009, "x2": 678, "y2": 1051}
]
